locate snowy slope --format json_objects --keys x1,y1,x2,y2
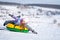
[{"x1": 0, "y1": 5, "x2": 60, "y2": 40}]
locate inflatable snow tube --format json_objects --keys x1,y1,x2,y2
[{"x1": 6, "y1": 23, "x2": 29, "y2": 33}]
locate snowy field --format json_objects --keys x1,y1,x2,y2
[{"x1": 0, "y1": 5, "x2": 60, "y2": 40}]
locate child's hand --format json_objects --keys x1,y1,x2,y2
[{"x1": 9, "y1": 14, "x2": 13, "y2": 17}]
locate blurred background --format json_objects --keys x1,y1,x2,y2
[{"x1": 0, "y1": 0, "x2": 60, "y2": 4}]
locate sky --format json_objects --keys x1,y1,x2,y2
[{"x1": 0, "y1": 0, "x2": 60, "y2": 5}]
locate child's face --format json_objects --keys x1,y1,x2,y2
[
  {"x1": 22, "y1": 20, "x2": 26, "y2": 24},
  {"x1": 20, "y1": 19, "x2": 27, "y2": 25}
]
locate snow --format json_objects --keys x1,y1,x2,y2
[{"x1": 0, "y1": 5, "x2": 60, "y2": 40}]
